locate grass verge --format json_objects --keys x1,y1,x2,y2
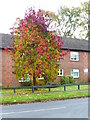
[
  {"x1": 0, "y1": 85, "x2": 88, "y2": 95},
  {"x1": 0, "y1": 90, "x2": 88, "y2": 105}
]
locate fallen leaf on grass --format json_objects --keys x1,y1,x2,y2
[{"x1": 13, "y1": 100, "x2": 16, "y2": 102}]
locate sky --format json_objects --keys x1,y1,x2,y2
[{"x1": 0, "y1": 0, "x2": 89, "y2": 34}]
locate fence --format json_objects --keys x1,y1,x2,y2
[{"x1": 5, "y1": 83, "x2": 89, "y2": 94}]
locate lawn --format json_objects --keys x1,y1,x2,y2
[
  {"x1": 0, "y1": 90, "x2": 88, "y2": 104},
  {"x1": 0, "y1": 85, "x2": 88, "y2": 95},
  {"x1": 0, "y1": 85, "x2": 89, "y2": 104}
]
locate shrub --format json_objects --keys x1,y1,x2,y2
[
  {"x1": 60, "y1": 76, "x2": 65, "y2": 85},
  {"x1": 60, "y1": 75, "x2": 74, "y2": 85},
  {"x1": 21, "y1": 80, "x2": 32, "y2": 86},
  {"x1": 36, "y1": 78, "x2": 47, "y2": 86},
  {"x1": 46, "y1": 82, "x2": 58, "y2": 86},
  {"x1": 68, "y1": 75, "x2": 74, "y2": 84},
  {"x1": 37, "y1": 80, "x2": 46, "y2": 86},
  {"x1": 64, "y1": 76, "x2": 69, "y2": 84}
]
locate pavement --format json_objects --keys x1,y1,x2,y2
[{"x1": 1, "y1": 97, "x2": 89, "y2": 118}]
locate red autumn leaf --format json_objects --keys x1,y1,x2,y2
[
  {"x1": 36, "y1": 69, "x2": 41, "y2": 75},
  {"x1": 10, "y1": 31, "x2": 14, "y2": 35},
  {"x1": 59, "y1": 56, "x2": 62, "y2": 60},
  {"x1": 4, "y1": 48, "x2": 8, "y2": 51},
  {"x1": 29, "y1": 72, "x2": 32, "y2": 75}
]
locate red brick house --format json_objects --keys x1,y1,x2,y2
[{"x1": 0, "y1": 33, "x2": 89, "y2": 88}]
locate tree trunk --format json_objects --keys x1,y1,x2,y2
[
  {"x1": 33, "y1": 72, "x2": 38, "y2": 90},
  {"x1": 33, "y1": 72, "x2": 36, "y2": 86}
]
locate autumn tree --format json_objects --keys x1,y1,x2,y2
[
  {"x1": 48, "y1": 2, "x2": 89, "y2": 40},
  {"x1": 10, "y1": 8, "x2": 67, "y2": 86}
]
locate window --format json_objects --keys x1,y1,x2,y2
[
  {"x1": 71, "y1": 69, "x2": 79, "y2": 78},
  {"x1": 21, "y1": 53, "x2": 25, "y2": 58},
  {"x1": 38, "y1": 75, "x2": 44, "y2": 80},
  {"x1": 84, "y1": 68, "x2": 88, "y2": 73},
  {"x1": 70, "y1": 52, "x2": 79, "y2": 61},
  {"x1": 58, "y1": 69, "x2": 63, "y2": 76},
  {"x1": 19, "y1": 78, "x2": 23, "y2": 82},
  {"x1": 22, "y1": 53, "x2": 25, "y2": 56},
  {"x1": 19, "y1": 74, "x2": 30, "y2": 82}
]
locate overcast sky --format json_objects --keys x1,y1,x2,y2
[{"x1": 0, "y1": 0, "x2": 88, "y2": 34}]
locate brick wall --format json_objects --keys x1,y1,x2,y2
[
  {"x1": 57, "y1": 50, "x2": 89, "y2": 82},
  {"x1": 88, "y1": 52, "x2": 90, "y2": 82},
  {"x1": 1, "y1": 49, "x2": 89, "y2": 88},
  {"x1": 2, "y1": 50, "x2": 21, "y2": 88},
  {"x1": 0, "y1": 50, "x2": 2, "y2": 85},
  {"x1": 83, "y1": 52, "x2": 88, "y2": 82}
]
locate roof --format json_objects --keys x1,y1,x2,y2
[
  {"x1": 62, "y1": 37, "x2": 89, "y2": 51},
  {"x1": 0, "y1": 33, "x2": 13, "y2": 49},
  {"x1": 0, "y1": 33, "x2": 89, "y2": 51}
]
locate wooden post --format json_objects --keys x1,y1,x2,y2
[
  {"x1": 14, "y1": 88, "x2": 15, "y2": 94},
  {"x1": 49, "y1": 87, "x2": 50, "y2": 92},
  {"x1": 33, "y1": 72, "x2": 36, "y2": 86},
  {"x1": 78, "y1": 85, "x2": 80, "y2": 90},
  {"x1": 64, "y1": 86, "x2": 66, "y2": 91},
  {"x1": 32, "y1": 87, "x2": 34, "y2": 93}
]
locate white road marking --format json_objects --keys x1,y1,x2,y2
[{"x1": 2, "y1": 106, "x2": 66, "y2": 115}]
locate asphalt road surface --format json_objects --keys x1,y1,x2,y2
[{"x1": 1, "y1": 97, "x2": 89, "y2": 118}]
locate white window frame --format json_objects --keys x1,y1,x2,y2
[
  {"x1": 19, "y1": 78, "x2": 30, "y2": 82},
  {"x1": 38, "y1": 75, "x2": 44, "y2": 80},
  {"x1": 58, "y1": 69, "x2": 63, "y2": 76},
  {"x1": 84, "y1": 68, "x2": 88, "y2": 73},
  {"x1": 71, "y1": 69, "x2": 79, "y2": 78},
  {"x1": 70, "y1": 52, "x2": 79, "y2": 61},
  {"x1": 19, "y1": 74, "x2": 30, "y2": 82}
]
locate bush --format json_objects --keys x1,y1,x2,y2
[
  {"x1": 60, "y1": 75, "x2": 74, "y2": 85},
  {"x1": 46, "y1": 82, "x2": 58, "y2": 86},
  {"x1": 68, "y1": 76, "x2": 75, "y2": 83},
  {"x1": 37, "y1": 80, "x2": 46, "y2": 86},
  {"x1": 64, "y1": 76, "x2": 69, "y2": 84},
  {"x1": 21, "y1": 80, "x2": 32, "y2": 86},
  {"x1": 60, "y1": 76, "x2": 65, "y2": 85},
  {"x1": 36, "y1": 77, "x2": 47, "y2": 86}
]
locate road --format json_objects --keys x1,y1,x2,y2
[{"x1": 1, "y1": 98, "x2": 89, "y2": 118}]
